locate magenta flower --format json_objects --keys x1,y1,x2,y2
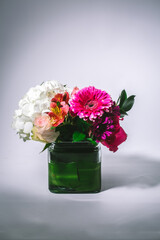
[
  {"x1": 69, "y1": 86, "x2": 112, "y2": 121},
  {"x1": 92, "y1": 115, "x2": 119, "y2": 141},
  {"x1": 92, "y1": 115, "x2": 127, "y2": 152}
]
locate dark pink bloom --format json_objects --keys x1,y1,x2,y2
[
  {"x1": 101, "y1": 126, "x2": 127, "y2": 152},
  {"x1": 92, "y1": 115, "x2": 119, "y2": 141},
  {"x1": 69, "y1": 86, "x2": 112, "y2": 121},
  {"x1": 92, "y1": 115, "x2": 127, "y2": 152},
  {"x1": 109, "y1": 103, "x2": 120, "y2": 116}
]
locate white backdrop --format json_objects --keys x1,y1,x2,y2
[{"x1": 1, "y1": 0, "x2": 160, "y2": 159}]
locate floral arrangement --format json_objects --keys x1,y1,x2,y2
[{"x1": 12, "y1": 80, "x2": 135, "y2": 152}]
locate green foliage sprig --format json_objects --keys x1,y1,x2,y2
[{"x1": 117, "y1": 89, "x2": 135, "y2": 118}]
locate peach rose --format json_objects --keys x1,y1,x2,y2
[{"x1": 32, "y1": 115, "x2": 59, "y2": 143}]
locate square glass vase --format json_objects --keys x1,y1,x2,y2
[{"x1": 48, "y1": 142, "x2": 101, "y2": 193}]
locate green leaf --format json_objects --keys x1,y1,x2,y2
[
  {"x1": 74, "y1": 117, "x2": 91, "y2": 136},
  {"x1": 120, "y1": 109, "x2": 128, "y2": 118},
  {"x1": 118, "y1": 89, "x2": 127, "y2": 107},
  {"x1": 120, "y1": 113, "x2": 128, "y2": 118},
  {"x1": 49, "y1": 161, "x2": 79, "y2": 188},
  {"x1": 40, "y1": 143, "x2": 52, "y2": 153},
  {"x1": 73, "y1": 131, "x2": 86, "y2": 142},
  {"x1": 57, "y1": 101, "x2": 60, "y2": 106},
  {"x1": 120, "y1": 109, "x2": 128, "y2": 115},
  {"x1": 86, "y1": 138, "x2": 98, "y2": 146},
  {"x1": 122, "y1": 95, "x2": 135, "y2": 112}
]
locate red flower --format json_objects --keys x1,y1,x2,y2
[
  {"x1": 48, "y1": 92, "x2": 69, "y2": 127},
  {"x1": 51, "y1": 92, "x2": 69, "y2": 104},
  {"x1": 101, "y1": 126, "x2": 127, "y2": 152}
]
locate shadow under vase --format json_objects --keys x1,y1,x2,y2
[{"x1": 101, "y1": 154, "x2": 160, "y2": 191}]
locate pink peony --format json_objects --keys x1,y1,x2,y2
[{"x1": 69, "y1": 86, "x2": 112, "y2": 121}]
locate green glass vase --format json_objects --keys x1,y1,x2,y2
[{"x1": 48, "y1": 142, "x2": 101, "y2": 193}]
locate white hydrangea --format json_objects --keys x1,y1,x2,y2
[{"x1": 12, "y1": 80, "x2": 72, "y2": 141}]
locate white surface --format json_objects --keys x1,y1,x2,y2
[
  {"x1": 1, "y1": 0, "x2": 160, "y2": 158},
  {"x1": 1, "y1": 153, "x2": 160, "y2": 240}
]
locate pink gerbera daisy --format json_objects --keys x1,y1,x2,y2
[{"x1": 69, "y1": 86, "x2": 113, "y2": 121}]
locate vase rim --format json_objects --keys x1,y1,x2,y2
[{"x1": 48, "y1": 141, "x2": 101, "y2": 152}]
